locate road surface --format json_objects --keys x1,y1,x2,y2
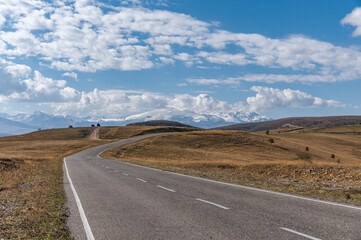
[{"x1": 64, "y1": 134, "x2": 361, "y2": 240}]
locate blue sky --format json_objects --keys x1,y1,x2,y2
[{"x1": 0, "y1": 0, "x2": 360, "y2": 122}]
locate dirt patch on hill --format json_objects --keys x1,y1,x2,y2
[{"x1": 86, "y1": 127, "x2": 100, "y2": 140}]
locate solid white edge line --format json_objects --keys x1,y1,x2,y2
[
  {"x1": 157, "y1": 185, "x2": 176, "y2": 192},
  {"x1": 196, "y1": 198, "x2": 230, "y2": 210},
  {"x1": 122, "y1": 173, "x2": 129, "y2": 176},
  {"x1": 64, "y1": 158, "x2": 95, "y2": 240},
  {"x1": 137, "y1": 178, "x2": 147, "y2": 182},
  {"x1": 97, "y1": 149, "x2": 106, "y2": 158},
  {"x1": 280, "y1": 227, "x2": 322, "y2": 240},
  {"x1": 110, "y1": 160, "x2": 361, "y2": 212}
]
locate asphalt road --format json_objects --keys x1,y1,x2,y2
[{"x1": 64, "y1": 134, "x2": 361, "y2": 240}]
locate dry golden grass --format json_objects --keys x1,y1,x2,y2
[
  {"x1": 2, "y1": 127, "x2": 91, "y2": 141},
  {"x1": 259, "y1": 128, "x2": 361, "y2": 165},
  {"x1": 102, "y1": 126, "x2": 361, "y2": 205},
  {"x1": 99, "y1": 125, "x2": 198, "y2": 139},
  {"x1": 0, "y1": 128, "x2": 105, "y2": 239}
]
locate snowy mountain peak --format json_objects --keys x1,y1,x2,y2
[{"x1": 0, "y1": 109, "x2": 269, "y2": 136}]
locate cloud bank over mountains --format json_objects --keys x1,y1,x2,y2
[{"x1": 0, "y1": 71, "x2": 341, "y2": 122}]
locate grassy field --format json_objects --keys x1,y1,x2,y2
[
  {"x1": 99, "y1": 125, "x2": 198, "y2": 139},
  {"x1": 0, "y1": 128, "x2": 105, "y2": 239},
  {"x1": 102, "y1": 125, "x2": 361, "y2": 206}
]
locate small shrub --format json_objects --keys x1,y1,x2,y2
[
  {"x1": 336, "y1": 158, "x2": 341, "y2": 164},
  {"x1": 265, "y1": 130, "x2": 270, "y2": 135},
  {"x1": 305, "y1": 146, "x2": 309, "y2": 151},
  {"x1": 217, "y1": 164, "x2": 236, "y2": 170},
  {"x1": 268, "y1": 138, "x2": 274, "y2": 143},
  {"x1": 97, "y1": 123, "x2": 101, "y2": 127},
  {"x1": 331, "y1": 154, "x2": 335, "y2": 159},
  {"x1": 68, "y1": 125, "x2": 73, "y2": 128},
  {"x1": 296, "y1": 152, "x2": 311, "y2": 161},
  {"x1": 91, "y1": 124, "x2": 95, "y2": 127}
]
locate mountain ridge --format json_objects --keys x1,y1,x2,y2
[
  {"x1": 0, "y1": 117, "x2": 38, "y2": 136},
  {"x1": 214, "y1": 115, "x2": 361, "y2": 132}
]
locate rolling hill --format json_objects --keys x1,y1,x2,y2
[{"x1": 214, "y1": 116, "x2": 361, "y2": 132}]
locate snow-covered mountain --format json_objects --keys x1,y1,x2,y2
[
  {"x1": 97, "y1": 109, "x2": 269, "y2": 129},
  {"x1": 0, "y1": 110, "x2": 269, "y2": 136},
  {"x1": 0, "y1": 111, "x2": 95, "y2": 136},
  {"x1": 9, "y1": 111, "x2": 84, "y2": 129}
]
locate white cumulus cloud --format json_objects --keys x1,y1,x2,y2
[
  {"x1": 341, "y1": 7, "x2": 361, "y2": 36},
  {"x1": 0, "y1": 70, "x2": 79, "y2": 102},
  {"x1": 246, "y1": 86, "x2": 344, "y2": 113},
  {"x1": 62, "y1": 72, "x2": 78, "y2": 80}
]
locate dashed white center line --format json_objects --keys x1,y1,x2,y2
[
  {"x1": 136, "y1": 178, "x2": 147, "y2": 183},
  {"x1": 196, "y1": 198, "x2": 230, "y2": 210},
  {"x1": 280, "y1": 227, "x2": 322, "y2": 240},
  {"x1": 105, "y1": 166, "x2": 110, "y2": 169},
  {"x1": 157, "y1": 185, "x2": 175, "y2": 192},
  {"x1": 114, "y1": 170, "x2": 119, "y2": 173},
  {"x1": 122, "y1": 173, "x2": 129, "y2": 176}
]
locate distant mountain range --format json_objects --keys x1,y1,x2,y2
[
  {"x1": 1, "y1": 111, "x2": 360, "y2": 137},
  {"x1": 0, "y1": 116, "x2": 38, "y2": 136},
  {"x1": 113, "y1": 109, "x2": 268, "y2": 129},
  {"x1": 7, "y1": 111, "x2": 87, "y2": 129},
  {"x1": 0, "y1": 110, "x2": 268, "y2": 136}
]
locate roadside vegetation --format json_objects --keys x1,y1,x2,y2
[
  {"x1": 102, "y1": 125, "x2": 361, "y2": 206},
  {"x1": 0, "y1": 128, "x2": 105, "y2": 239}
]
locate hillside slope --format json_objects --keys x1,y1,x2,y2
[
  {"x1": 215, "y1": 116, "x2": 361, "y2": 132},
  {"x1": 99, "y1": 125, "x2": 198, "y2": 140}
]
